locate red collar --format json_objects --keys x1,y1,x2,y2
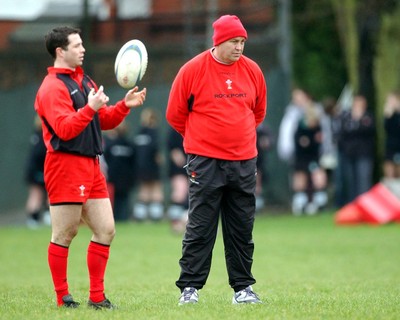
[{"x1": 48, "y1": 66, "x2": 84, "y2": 82}]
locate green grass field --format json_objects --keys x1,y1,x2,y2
[{"x1": 0, "y1": 212, "x2": 399, "y2": 320}]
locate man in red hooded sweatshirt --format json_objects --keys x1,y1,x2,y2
[
  {"x1": 166, "y1": 15, "x2": 267, "y2": 305},
  {"x1": 35, "y1": 26, "x2": 146, "y2": 309}
]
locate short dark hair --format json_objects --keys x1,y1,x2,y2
[{"x1": 45, "y1": 26, "x2": 81, "y2": 59}]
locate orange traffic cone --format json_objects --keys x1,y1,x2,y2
[
  {"x1": 355, "y1": 183, "x2": 400, "y2": 224},
  {"x1": 335, "y1": 202, "x2": 364, "y2": 225}
]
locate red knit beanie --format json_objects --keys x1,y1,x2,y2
[{"x1": 212, "y1": 15, "x2": 248, "y2": 46}]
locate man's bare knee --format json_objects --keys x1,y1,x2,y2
[
  {"x1": 92, "y1": 226, "x2": 115, "y2": 245},
  {"x1": 52, "y1": 227, "x2": 79, "y2": 246}
]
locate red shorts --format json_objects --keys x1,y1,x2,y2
[{"x1": 44, "y1": 152, "x2": 109, "y2": 205}]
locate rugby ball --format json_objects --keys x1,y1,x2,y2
[{"x1": 114, "y1": 39, "x2": 148, "y2": 89}]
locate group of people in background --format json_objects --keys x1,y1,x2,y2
[
  {"x1": 101, "y1": 107, "x2": 188, "y2": 234},
  {"x1": 25, "y1": 87, "x2": 400, "y2": 226},
  {"x1": 277, "y1": 87, "x2": 400, "y2": 216},
  {"x1": 25, "y1": 86, "x2": 400, "y2": 226}
]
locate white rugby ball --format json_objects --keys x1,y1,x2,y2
[{"x1": 114, "y1": 39, "x2": 148, "y2": 89}]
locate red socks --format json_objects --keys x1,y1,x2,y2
[
  {"x1": 48, "y1": 241, "x2": 110, "y2": 305},
  {"x1": 48, "y1": 242, "x2": 69, "y2": 306},
  {"x1": 87, "y1": 241, "x2": 110, "y2": 303}
]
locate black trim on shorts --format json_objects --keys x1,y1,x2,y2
[{"x1": 50, "y1": 202, "x2": 84, "y2": 206}]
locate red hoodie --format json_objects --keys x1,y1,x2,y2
[{"x1": 166, "y1": 49, "x2": 267, "y2": 161}]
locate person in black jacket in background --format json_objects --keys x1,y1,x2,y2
[
  {"x1": 292, "y1": 103, "x2": 328, "y2": 215},
  {"x1": 337, "y1": 94, "x2": 375, "y2": 204},
  {"x1": 133, "y1": 108, "x2": 164, "y2": 221},
  {"x1": 103, "y1": 120, "x2": 136, "y2": 221},
  {"x1": 24, "y1": 115, "x2": 49, "y2": 228},
  {"x1": 383, "y1": 91, "x2": 400, "y2": 180},
  {"x1": 166, "y1": 127, "x2": 188, "y2": 233},
  {"x1": 255, "y1": 123, "x2": 272, "y2": 212}
]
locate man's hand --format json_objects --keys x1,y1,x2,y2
[
  {"x1": 88, "y1": 85, "x2": 110, "y2": 111},
  {"x1": 125, "y1": 87, "x2": 147, "y2": 108}
]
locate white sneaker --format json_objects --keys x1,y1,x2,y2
[
  {"x1": 178, "y1": 287, "x2": 199, "y2": 305},
  {"x1": 232, "y1": 286, "x2": 262, "y2": 304},
  {"x1": 43, "y1": 211, "x2": 51, "y2": 226},
  {"x1": 305, "y1": 202, "x2": 318, "y2": 215},
  {"x1": 292, "y1": 192, "x2": 308, "y2": 216},
  {"x1": 26, "y1": 218, "x2": 40, "y2": 229}
]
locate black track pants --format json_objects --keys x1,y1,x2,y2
[{"x1": 176, "y1": 155, "x2": 257, "y2": 291}]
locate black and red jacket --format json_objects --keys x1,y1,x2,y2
[{"x1": 35, "y1": 66, "x2": 130, "y2": 157}]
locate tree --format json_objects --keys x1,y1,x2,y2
[
  {"x1": 292, "y1": 0, "x2": 347, "y2": 100},
  {"x1": 331, "y1": 0, "x2": 400, "y2": 168}
]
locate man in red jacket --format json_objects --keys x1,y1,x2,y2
[
  {"x1": 35, "y1": 26, "x2": 146, "y2": 309},
  {"x1": 166, "y1": 15, "x2": 267, "y2": 305}
]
